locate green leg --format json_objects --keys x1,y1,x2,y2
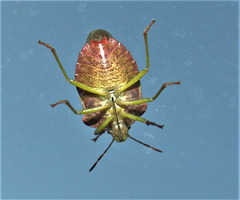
[
  {"x1": 117, "y1": 81, "x2": 181, "y2": 105},
  {"x1": 94, "y1": 115, "x2": 114, "y2": 135},
  {"x1": 120, "y1": 112, "x2": 164, "y2": 129},
  {"x1": 38, "y1": 40, "x2": 108, "y2": 96},
  {"x1": 51, "y1": 100, "x2": 111, "y2": 115},
  {"x1": 115, "y1": 19, "x2": 156, "y2": 93}
]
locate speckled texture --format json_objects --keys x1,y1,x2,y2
[
  {"x1": 75, "y1": 36, "x2": 147, "y2": 131},
  {"x1": 75, "y1": 37, "x2": 139, "y2": 90}
]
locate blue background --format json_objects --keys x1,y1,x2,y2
[{"x1": 1, "y1": 1, "x2": 238, "y2": 199}]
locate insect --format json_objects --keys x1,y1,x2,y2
[{"x1": 38, "y1": 19, "x2": 180, "y2": 172}]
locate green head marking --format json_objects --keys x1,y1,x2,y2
[
  {"x1": 109, "y1": 120, "x2": 128, "y2": 142},
  {"x1": 86, "y1": 29, "x2": 114, "y2": 44}
]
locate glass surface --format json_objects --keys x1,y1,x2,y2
[{"x1": 2, "y1": 1, "x2": 238, "y2": 199}]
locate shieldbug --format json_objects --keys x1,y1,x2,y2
[{"x1": 38, "y1": 19, "x2": 181, "y2": 172}]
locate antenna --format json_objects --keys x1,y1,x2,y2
[
  {"x1": 128, "y1": 135, "x2": 163, "y2": 153},
  {"x1": 89, "y1": 139, "x2": 114, "y2": 172},
  {"x1": 89, "y1": 134, "x2": 162, "y2": 172}
]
